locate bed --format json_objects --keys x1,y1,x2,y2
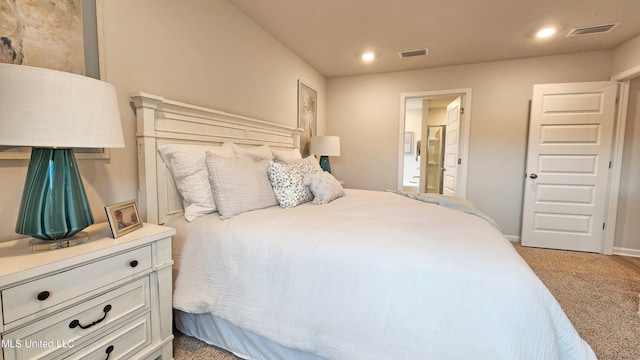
[{"x1": 130, "y1": 92, "x2": 596, "y2": 360}]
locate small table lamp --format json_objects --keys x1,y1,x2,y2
[
  {"x1": 0, "y1": 64, "x2": 124, "y2": 245},
  {"x1": 310, "y1": 135, "x2": 340, "y2": 173}
]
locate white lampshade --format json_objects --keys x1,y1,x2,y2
[
  {"x1": 310, "y1": 135, "x2": 341, "y2": 156},
  {"x1": 0, "y1": 64, "x2": 124, "y2": 148}
]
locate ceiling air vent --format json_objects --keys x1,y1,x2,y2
[
  {"x1": 567, "y1": 23, "x2": 619, "y2": 37},
  {"x1": 399, "y1": 48, "x2": 429, "y2": 58}
]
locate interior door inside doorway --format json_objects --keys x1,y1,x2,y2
[{"x1": 425, "y1": 125, "x2": 445, "y2": 193}]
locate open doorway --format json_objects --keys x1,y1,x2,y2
[{"x1": 398, "y1": 89, "x2": 471, "y2": 198}]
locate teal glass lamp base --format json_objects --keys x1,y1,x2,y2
[
  {"x1": 319, "y1": 155, "x2": 331, "y2": 173},
  {"x1": 16, "y1": 148, "x2": 94, "y2": 241}
]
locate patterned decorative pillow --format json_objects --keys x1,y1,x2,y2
[
  {"x1": 268, "y1": 161, "x2": 321, "y2": 208},
  {"x1": 206, "y1": 152, "x2": 278, "y2": 219},
  {"x1": 157, "y1": 143, "x2": 235, "y2": 221},
  {"x1": 303, "y1": 171, "x2": 346, "y2": 204}
]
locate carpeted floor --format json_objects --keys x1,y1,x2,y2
[
  {"x1": 173, "y1": 243, "x2": 640, "y2": 359},
  {"x1": 515, "y1": 244, "x2": 640, "y2": 360}
]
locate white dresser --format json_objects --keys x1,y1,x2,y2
[{"x1": 0, "y1": 223, "x2": 176, "y2": 360}]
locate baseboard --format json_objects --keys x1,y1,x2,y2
[
  {"x1": 612, "y1": 247, "x2": 640, "y2": 258},
  {"x1": 504, "y1": 235, "x2": 520, "y2": 243},
  {"x1": 507, "y1": 239, "x2": 640, "y2": 257}
]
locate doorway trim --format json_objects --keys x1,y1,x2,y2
[
  {"x1": 603, "y1": 67, "x2": 640, "y2": 254},
  {"x1": 397, "y1": 88, "x2": 472, "y2": 198}
]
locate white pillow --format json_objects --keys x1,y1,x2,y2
[
  {"x1": 206, "y1": 152, "x2": 278, "y2": 219},
  {"x1": 229, "y1": 143, "x2": 274, "y2": 160},
  {"x1": 303, "y1": 171, "x2": 346, "y2": 204},
  {"x1": 268, "y1": 160, "x2": 321, "y2": 208},
  {"x1": 157, "y1": 143, "x2": 235, "y2": 221},
  {"x1": 272, "y1": 148, "x2": 303, "y2": 163}
]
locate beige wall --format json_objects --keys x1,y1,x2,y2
[
  {"x1": 0, "y1": 0, "x2": 325, "y2": 242},
  {"x1": 612, "y1": 34, "x2": 640, "y2": 78},
  {"x1": 327, "y1": 51, "x2": 613, "y2": 238}
]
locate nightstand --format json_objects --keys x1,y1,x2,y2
[{"x1": 0, "y1": 222, "x2": 176, "y2": 360}]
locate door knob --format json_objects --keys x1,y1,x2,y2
[{"x1": 529, "y1": 173, "x2": 538, "y2": 179}]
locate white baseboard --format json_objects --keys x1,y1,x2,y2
[
  {"x1": 506, "y1": 238, "x2": 640, "y2": 257},
  {"x1": 612, "y1": 247, "x2": 640, "y2": 258},
  {"x1": 504, "y1": 235, "x2": 520, "y2": 243}
]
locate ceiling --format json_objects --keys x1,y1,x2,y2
[{"x1": 227, "y1": 0, "x2": 640, "y2": 78}]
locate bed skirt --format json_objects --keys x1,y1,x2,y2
[{"x1": 174, "y1": 310, "x2": 326, "y2": 360}]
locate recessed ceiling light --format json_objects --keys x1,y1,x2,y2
[
  {"x1": 361, "y1": 52, "x2": 375, "y2": 62},
  {"x1": 536, "y1": 27, "x2": 556, "y2": 38}
]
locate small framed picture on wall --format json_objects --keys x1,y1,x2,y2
[{"x1": 105, "y1": 200, "x2": 143, "y2": 238}]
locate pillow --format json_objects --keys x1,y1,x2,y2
[
  {"x1": 268, "y1": 160, "x2": 321, "y2": 208},
  {"x1": 272, "y1": 148, "x2": 302, "y2": 163},
  {"x1": 157, "y1": 143, "x2": 235, "y2": 221},
  {"x1": 229, "y1": 143, "x2": 274, "y2": 160},
  {"x1": 205, "y1": 152, "x2": 278, "y2": 219},
  {"x1": 290, "y1": 154, "x2": 324, "y2": 173},
  {"x1": 303, "y1": 172, "x2": 346, "y2": 204}
]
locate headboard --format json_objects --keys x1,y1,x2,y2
[{"x1": 130, "y1": 92, "x2": 301, "y2": 225}]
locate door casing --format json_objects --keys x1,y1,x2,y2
[{"x1": 398, "y1": 89, "x2": 472, "y2": 198}]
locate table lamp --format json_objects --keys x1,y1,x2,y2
[
  {"x1": 0, "y1": 64, "x2": 124, "y2": 246},
  {"x1": 310, "y1": 135, "x2": 340, "y2": 173}
]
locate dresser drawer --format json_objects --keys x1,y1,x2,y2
[
  {"x1": 66, "y1": 313, "x2": 151, "y2": 360},
  {"x1": 2, "y1": 246, "x2": 151, "y2": 324},
  {"x1": 2, "y1": 277, "x2": 150, "y2": 360}
]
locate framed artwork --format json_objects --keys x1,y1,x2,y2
[
  {"x1": 298, "y1": 80, "x2": 317, "y2": 157},
  {"x1": 0, "y1": 0, "x2": 85, "y2": 74},
  {"x1": 105, "y1": 200, "x2": 143, "y2": 238},
  {"x1": 404, "y1": 132, "x2": 414, "y2": 153},
  {"x1": 0, "y1": 0, "x2": 108, "y2": 160}
]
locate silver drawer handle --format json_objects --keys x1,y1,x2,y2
[{"x1": 69, "y1": 304, "x2": 112, "y2": 329}]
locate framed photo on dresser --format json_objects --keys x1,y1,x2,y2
[{"x1": 105, "y1": 200, "x2": 142, "y2": 238}]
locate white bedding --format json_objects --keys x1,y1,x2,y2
[{"x1": 171, "y1": 189, "x2": 596, "y2": 360}]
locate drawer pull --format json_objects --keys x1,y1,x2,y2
[
  {"x1": 69, "y1": 304, "x2": 112, "y2": 329},
  {"x1": 129, "y1": 260, "x2": 139, "y2": 268},
  {"x1": 36, "y1": 291, "x2": 50, "y2": 301},
  {"x1": 105, "y1": 345, "x2": 114, "y2": 360}
]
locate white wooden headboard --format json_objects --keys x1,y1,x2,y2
[{"x1": 130, "y1": 92, "x2": 301, "y2": 225}]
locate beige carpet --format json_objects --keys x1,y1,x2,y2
[
  {"x1": 515, "y1": 244, "x2": 640, "y2": 360},
  {"x1": 173, "y1": 244, "x2": 640, "y2": 359}
]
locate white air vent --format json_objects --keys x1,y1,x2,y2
[
  {"x1": 399, "y1": 48, "x2": 429, "y2": 58},
  {"x1": 567, "y1": 23, "x2": 619, "y2": 37}
]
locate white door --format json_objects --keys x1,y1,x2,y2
[
  {"x1": 521, "y1": 82, "x2": 618, "y2": 252},
  {"x1": 443, "y1": 97, "x2": 461, "y2": 197}
]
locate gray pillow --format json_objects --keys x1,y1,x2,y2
[
  {"x1": 206, "y1": 152, "x2": 278, "y2": 219},
  {"x1": 303, "y1": 171, "x2": 346, "y2": 204}
]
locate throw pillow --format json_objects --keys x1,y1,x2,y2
[
  {"x1": 272, "y1": 148, "x2": 303, "y2": 163},
  {"x1": 205, "y1": 152, "x2": 278, "y2": 219},
  {"x1": 268, "y1": 160, "x2": 321, "y2": 208},
  {"x1": 303, "y1": 171, "x2": 346, "y2": 204},
  {"x1": 157, "y1": 143, "x2": 235, "y2": 221}
]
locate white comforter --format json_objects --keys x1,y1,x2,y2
[{"x1": 171, "y1": 189, "x2": 596, "y2": 360}]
